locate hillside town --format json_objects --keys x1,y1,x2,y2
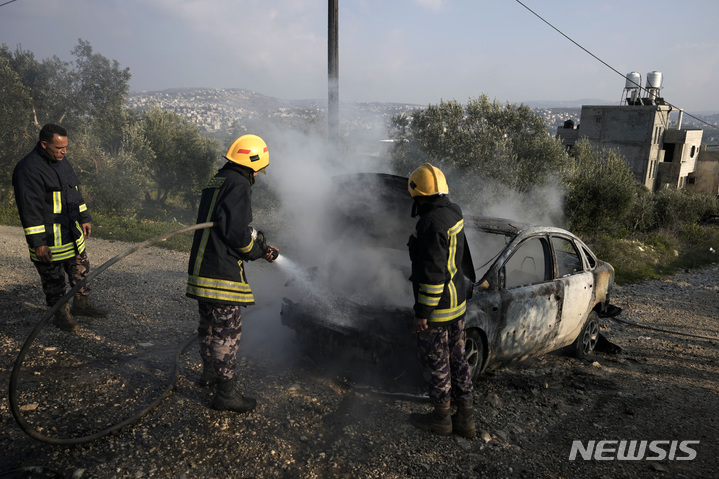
[
  {"x1": 126, "y1": 86, "x2": 719, "y2": 195},
  {"x1": 126, "y1": 88, "x2": 419, "y2": 138},
  {"x1": 126, "y1": 87, "x2": 718, "y2": 145}
]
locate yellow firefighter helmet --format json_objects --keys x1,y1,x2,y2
[
  {"x1": 407, "y1": 163, "x2": 449, "y2": 197},
  {"x1": 225, "y1": 134, "x2": 269, "y2": 173}
]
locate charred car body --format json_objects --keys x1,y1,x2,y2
[{"x1": 281, "y1": 174, "x2": 616, "y2": 382}]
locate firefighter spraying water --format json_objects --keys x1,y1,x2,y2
[{"x1": 186, "y1": 134, "x2": 279, "y2": 414}]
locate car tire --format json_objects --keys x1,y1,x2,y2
[
  {"x1": 464, "y1": 328, "x2": 485, "y2": 382},
  {"x1": 571, "y1": 310, "x2": 600, "y2": 359}
]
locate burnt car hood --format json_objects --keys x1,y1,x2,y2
[{"x1": 280, "y1": 173, "x2": 418, "y2": 368}]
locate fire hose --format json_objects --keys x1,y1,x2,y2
[
  {"x1": 8, "y1": 222, "x2": 213, "y2": 445},
  {"x1": 609, "y1": 315, "x2": 719, "y2": 341}
]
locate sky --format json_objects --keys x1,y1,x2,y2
[{"x1": 1, "y1": 0, "x2": 718, "y2": 113}]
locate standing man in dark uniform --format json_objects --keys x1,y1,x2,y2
[
  {"x1": 186, "y1": 134, "x2": 278, "y2": 413},
  {"x1": 407, "y1": 163, "x2": 476, "y2": 438},
  {"x1": 12, "y1": 124, "x2": 106, "y2": 332}
]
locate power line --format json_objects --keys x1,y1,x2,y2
[
  {"x1": 0, "y1": 0, "x2": 20, "y2": 8},
  {"x1": 514, "y1": 0, "x2": 719, "y2": 132}
]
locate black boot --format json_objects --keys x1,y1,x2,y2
[
  {"x1": 198, "y1": 357, "x2": 218, "y2": 388},
  {"x1": 71, "y1": 294, "x2": 107, "y2": 318},
  {"x1": 451, "y1": 397, "x2": 476, "y2": 439},
  {"x1": 53, "y1": 303, "x2": 79, "y2": 332},
  {"x1": 410, "y1": 401, "x2": 452, "y2": 436},
  {"x1": 212, "y1": 378, "x2": 257, "y2": 413}
]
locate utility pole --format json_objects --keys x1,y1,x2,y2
[{"x1": 328, "y1": 0, "x2": 339, "y2": 152}]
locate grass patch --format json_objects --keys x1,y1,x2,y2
[
  {"x1": 0, "y1": 202, "x2": 196, "y2": 253},
  {"x1": 3, "y1": 202, "x2": 717, "y2": 283},
  {"x1": 91, "y1": 212, "x2": 195, "y2": 252},
  {"x1": 0, "y1": 204, "x2": 21, "y2": 227},
  {"x1": 587, "y1": 226, "x2": 719, "y2": 284}
]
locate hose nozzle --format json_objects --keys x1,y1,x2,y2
[{"x1": 265, "y1": 245, "x2": 279, "y2": 262}]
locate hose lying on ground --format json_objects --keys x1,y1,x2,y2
[
  {"x1": 608, "y1": 315, "x2": 719, "y2": 342},
  {"x1": 8, "y1": 222, "x2": 213, "y2": 445},
  {"x1": 601, "y1": 304, "x2": 719, "y2": 342}
]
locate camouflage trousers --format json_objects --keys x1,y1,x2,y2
[
  {"x1": 197, "y1": 301, "x2": 243, "y2": 381},
  {"x1": 416, "y1": 318, "x2": 473, "y2": 405},
  {"x1": 32, "y1": 250, "x2": 91, "y2": 307}
]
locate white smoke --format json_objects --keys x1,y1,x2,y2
[
  {"x1": 238, "y1": 105, "x2": 569, "y2": 364},
  {"x1": 238, "y1": 108, "x2": 413, "y2": 361}
]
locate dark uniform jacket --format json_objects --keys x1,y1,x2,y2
[
  {"x1": 12, "y1": 144, "x2": 90, "y2": 262},
  {"x1": 186, "y1": 162, "x2": 266, "y2": 306},
  {"x1": 408, "y1": 195, "x2": 473, "y2": 325}
]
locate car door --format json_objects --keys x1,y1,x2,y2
[
  {"x1": 494, "y1": 235, "x2": 563, "y2": 362},
  {"x1": 551, "y1": 235, "x2": 594, "y2": 347}
]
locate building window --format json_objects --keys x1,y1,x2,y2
[
  {"x1": 663, "y1": 143, "x2": 676, "y2": 162},
  {"x1": 691, "y1": 145, "x2": 697, "y2": 157},
  {"x1": 688, "y1": 177, "x2": 697, "y2": 184}
]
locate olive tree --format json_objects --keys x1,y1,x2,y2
[
  {"x1": 1, "y1": 44, "x2": 74, "y2": 129},
  {"x1": 70, "y1": 122, "x2": 150, "y2": 215},
  {"x1": 140, "y1": 107, "x2": 220, "y2": 208},
  {"x1": 563, "y1": 139, "x2": 638, "y2": 235},
  {"x1": 71, "y1": 40, "x2": 131, "y2": 151},
  {"x1": 389, "y1": 95, "x2": 569, "y2": 217},
  {"x1": 0, "y1": 54, "x2": 34, "y2": 202}
]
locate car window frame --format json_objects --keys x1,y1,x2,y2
[
  {"x1": 578, "y1": 242, "x2": 598, "y2": 270},
  {"x1": 500, "y1": 234, "x2": 553, "y2": 289},
  {"x1": 549, "y1": 234, "x2": 585, "y2": 278}
]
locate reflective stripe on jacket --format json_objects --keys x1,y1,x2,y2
[
  {"x1": 408, "y1": 196, "x2": 468, "y2": 324},
  {"x1": 12, "y1": 144, "x2": 90, "y2": 262},
  {"x1": 186, "y1": 162, "x2": 265, "y2": 306}
]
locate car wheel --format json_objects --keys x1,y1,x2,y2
[
  {"x1": 571, "y1": 310, "x2": 600, "y2": 359},
  {"x1": 464, "y1": 328, "x2": 485, "y2": 382}
]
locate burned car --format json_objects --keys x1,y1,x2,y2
[{"x1": 280, "y1": 174, "x2": 616, "y2": 382}]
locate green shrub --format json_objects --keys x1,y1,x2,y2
[
  {"x1": 674, "y1": 223, "x2": 719, "y2": 270},
  {"x1": 588, "y1": 235, "x2": 665, "y2": 284},
  {"x1": 654, "y1": 189, "x2": 718, "y2": 231},
  {"x1": 643, "y1": 232, "x2": 677, "y2": 253},
  {"x1": 563, "y1": 140, "x2": 637, "y2": 236},
  {"x1": 626, "y1": 185, "x2": 657, "y2": 232}
]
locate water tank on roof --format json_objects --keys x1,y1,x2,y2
[
  {"x1": 625, "y1": 72, "x2": 641, "y2": 89},
  {"x1": 646, "y1": 71, "x2": 663, "y2": 89},
  {"x1": 623, "y1": 72, "x2": 642, "y2": 105}
]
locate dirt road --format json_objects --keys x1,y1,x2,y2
[{"x1": 1, "y1": 225, "x2": 717, "y2": 478}]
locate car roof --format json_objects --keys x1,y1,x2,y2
[
  {"x1": 328, "y1": 173, "x2": 578, "y2": 242},
  {"x1": 465, "y1": 215, "x2": 576, "y2": 239}
]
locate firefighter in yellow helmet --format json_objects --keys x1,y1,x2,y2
[
  {"x1": 186, "y1": 134, "x2": 278, "y2": 413},
  {"x1": 407, "y1": 163, "x2": 475, "y2": 438}
]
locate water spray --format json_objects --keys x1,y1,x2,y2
[
  {"x1": 273, "y1": 254, "x2": 352, "y2": 317},
  {"x1": 274, "y1": 255, "x2": 318, "y2": 292}
]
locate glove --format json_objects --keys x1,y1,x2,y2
[
  {"x1": 253, "y1": 229, "x2": 268, "y2": 253},
  {"x1": 263, "y1": 245, "x2": 279, "y2": 263},
  {"x1": 252, "y1": 228, "x2": 278, "y2": 262}
]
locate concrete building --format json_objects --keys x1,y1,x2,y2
[{"x1": 556, "y1": 71, "x2": 710, "y2": 193}]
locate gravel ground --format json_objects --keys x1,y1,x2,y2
[{"x1": 1, "y1": 224, "x2": 718, "y2": 479}]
